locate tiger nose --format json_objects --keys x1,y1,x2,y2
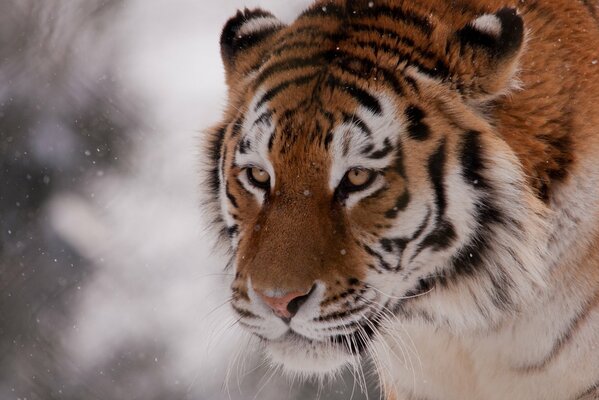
[{"x1": 256, "y1": 286, "x2": 314, "y2": 320}]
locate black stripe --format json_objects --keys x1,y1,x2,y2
[
  {"x1": 349, "y1": 36, "x2": 443, "y2": 70},
  {"x1": 255, "y1": 73, "x2": 318, "y2": 110},
  {"x1": 326, "y1": 75, "x2": 382, "y2": 114},
  {"x1": 575, "y1": 379, "x2": 599, "y2": 399},
  {"x1": 330, "y1": 307, "x2": 385, "y2": 355},
  {"x1": 342, "y1": 112, "x2": 372, "y2": 137},
  {"x1": 356, "y1": 5, "x2": 433, "y2": 35},
  {"x1": 252, "y1": 111, "x2": 272, "y2": 127},
  {"x1": 226, "y1": 224, "x2": 239, "y2": 238},
  {"x1": 270, "y1": 41, "x2": 320, "y2": 57},
  {"x1": 384, "y1": 190, "x2": 410, "y2": 219},
  {"x1": 347, "y1": 24, "x2": 449, "y2": 78},
  {"x1": 460, "y1": 130, "x2": 488, "y2": 188},
  {"x1": 411, "y1": 140, "x2": 458, "y2": 258},
  {"x1": 238, "y1": 138, "x2": 250, "y2": 154},
  {"x1": 581, "y1": 0, "x2": 599, "y2": 24},
  {"x1": 429, "y1": 140, "x2": 448, "y2": 217},
  {"x1": 416, "y1": 221, "x2": 457, "y2": 253},
  {"x1": 331, "y1": 51, "x2": 407, "y2": 96},
  {"x1": 324, "y1": 131, "x2": 334, "y2": 149},
  {"x1": 225, "y1": 184, "x2": 239, "y2": 208},
  {"x1": 405, "y1": 105, "x2": 430, "y2": 141},
  {"x1": 361, "y1": 143, "x2": 374, "y2": 155},
  {"x1": 316, "y1": 305, "x2": 368, "y2": 322},
  {"x1": 368, "y1": 138, "x2": 394, "y2": 159},
  {"x1": 253, "y1": 51, "x2": 334, "y2": 89},
  {"x1": 363, "y1": 244, "x2": 392, "y2": 270},
  {"x1": 230, "y1": 116, "x2": 244, "y2": 138},
  {"x1": 412, "y1": 207, "x2": 432, "y2": 240},
  {"x1": 231, "y1": 304, "x2": 259, "y2": 319},
  {"x1": 207, "y1": 125, "x2": 226, "y2": 194},
  {"x1": 267, "y1": 131, "x2": 275, "y2": 151}
]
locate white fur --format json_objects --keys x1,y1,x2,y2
[
  {"x1": 471, "y1": 14, "x2": 502, "y2": 37},
  {"x1": 372, "y1": 136, "x2": 599, "y2": 400},
  {"x1": 232, "y1": 91, "x2": 277, "y2": 206},
  {"x1": 237, "y1": 16, "x2": 283, "y2": 37},
  {"x1": 329, "y1": 94, "x2": 403, "y2": 208}
]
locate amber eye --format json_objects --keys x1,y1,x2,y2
[
  {"x1": 246, "y1": 167, "x2": 270, "y2": 189},
  {"x1": 346, "y1": 168, "x2": 372, "y2": 187},
  {"x1": 338, "y1": 168, "x2": 377, "y2": 196}
]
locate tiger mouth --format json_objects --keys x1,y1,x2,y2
[{"x1": 264, "y1": 311, "x2": 385, "y2": 356}]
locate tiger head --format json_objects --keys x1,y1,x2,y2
[{"x1": 204, "y1": 0, "x2": 549, "y2": 376}]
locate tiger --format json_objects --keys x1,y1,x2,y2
[{"x1": 202, "y1": 0, "x2": 599, "y2": 399}]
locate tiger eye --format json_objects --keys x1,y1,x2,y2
[
  {"x1": 249, "y1": 167, "x2": 270, "y2": 184},
  {"x1": 347, "y1": 169, "x2": 371, "y2": 187}
]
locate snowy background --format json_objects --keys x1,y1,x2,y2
[{"x1": 0, "y1": 1, "x2": 376, "y2": 399}]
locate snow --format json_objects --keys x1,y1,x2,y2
[{"x1": 30, "y1": 1, "x2": 370, "y2": 399}]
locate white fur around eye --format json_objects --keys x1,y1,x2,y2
[
  {"x1": 344, "y1": 174, "x2": 386, "y2": 209},
  {"x1": 238, "y1": 168, "x2": 268, "y2": 206}
]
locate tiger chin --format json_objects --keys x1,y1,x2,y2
[{"x1": 202, "y1": 0, "x2": 599, "y2": 399}]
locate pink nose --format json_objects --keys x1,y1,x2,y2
[{"x1": 256, "y1": 289, "x2": 312, "y2": 320}]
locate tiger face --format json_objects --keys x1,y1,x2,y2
[{"x1": 205, "y1": 1, "x2": 549, "y2": 376}]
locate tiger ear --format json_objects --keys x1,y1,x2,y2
[
  {"x1": 450, "y1": 8, "x2": 525, "y2": 102},
  {"x1": 220, "y1": 8, "x2": 285, "y2": 84}
]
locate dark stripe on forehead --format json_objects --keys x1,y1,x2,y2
[
  {"x1": 342, "y1": 112, "x2": 372, "y2": 137},
  {"x1": 353, "y1": 5, "x2": 433, "y2": 35},
  {"x1": 347, "y1": 38, "x2": 447, "y2": 81},
  {"x1": 252, "y1": 111, "x2": 272, "y2": 128},
  {"x1": 331, "y1": 51, "x2": 408, "y2": 96},
  {"x1": 325, "y1": 75, "x2": 382, "y2": 115},
  {"x1": 301, "y1": 3, "x2": 433, "y2": 35},
  {"x1": 253, "y1": 51, "x2": 335, "y2": 90},
  {"x1": 238, "y1": 138, "x2": 250, "y2": 154},
  {"x1": 347, "y1": 25, "x2": 437, "y2": 60},
  {"x1": 346, "y1": 24, "x2": 449, "y2": 78},
  {"x1": 230, "y1": 117, "x2": 243, "y2": 138},
  {"x1": 255, "y1": 73, "x2": 318, "y2": 110},
  {"x1": 405, "y1": 105, "x2": 431, "y2": 141}
]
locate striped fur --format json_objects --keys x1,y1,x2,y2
[{"x1": 203, "y1": 1, "x2": 599, "y2": 398}]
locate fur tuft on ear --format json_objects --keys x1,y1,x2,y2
[
  {"x1": 220, "y1": 8, "x2": 285, "y2": 83},
  {"x1": 449, "y1": 7, "x2": 525, "y2": 102}
]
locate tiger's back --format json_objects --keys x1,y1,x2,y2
[{"x1": 205, "y1": 0, "x2": 599, "y2": 399}]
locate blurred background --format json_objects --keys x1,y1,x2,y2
[{"x1": 0, "y1": 1, "x2": 377, "y2": 399}]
